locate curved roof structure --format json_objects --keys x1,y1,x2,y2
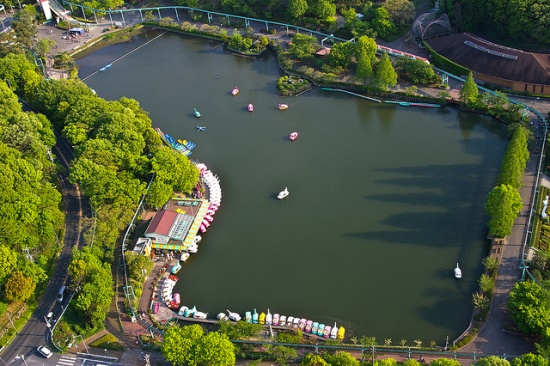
[{"x1": 426, "y1": 33, "x2": 550, "y2": 85}]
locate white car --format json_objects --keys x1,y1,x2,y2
[{"x1": 37, "y1": 345, "x2": 53, "y2": 358}]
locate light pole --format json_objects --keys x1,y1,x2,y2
[{"x1": 73, "y1": 334, "x2": 89, "y2": 353}]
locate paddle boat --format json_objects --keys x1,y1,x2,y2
[
  {"x1": 259, "y1": 312, "x2": 266, "y2": 325},
  {"x1": 186, "y1": 244, "x2": 198, "y2": 254},
  {"x1": 153, "y1": 301, "x2": 160, "y2": 314},
  {"x1": 289, "y1": 132, "x2": 298, "y2": 141},
  {"x1": 193, "y1": 311, "x2": 208, "y2": 319},
  {"x1": 232, "y1": 87, "x2": 239, "y2": 96},
  {"x1": 337, "y1": 326, "x2": 346, "y2": 340},
  {"x1": 305, "y1": 320, "x2": 313, "y2": 333},
  {"x1": 170, "y1": 262, "x2": 182, "y2": 274},
  {"x1": 299, "y1": 318, "x2": 307, "y2": 331},
  {"x1": 168, "y1": 274, "x2": 178, "y2": 282},
  {"x1": 317, "y1": 324, "x2": 325, "y2": 336},
  {"x1": 196, "y1": 126, "x2": 206, "y2": 131},
  {"x1": 455, "y1": 263, "x2": 462, "y2": 279},
  {"x1": 184, "y1": 306, "x2": 197, "y2": 317},
  {"x1": 278, "y1": 103, "x2": 288, "y2": 110},
  {"x1": 180, "y1": 252, "x2": 190, "y2": 262},
  {"x1": 312, "y1": 322, "x2": 319, "y2": 335},
  {"x1": 273, "y1": 313, "x2": 280, "y2": 326},
  {"x1": 277, "y1": 187, "x2": 289, "y2": 200},
  {"x1": 279, "y1": 315, "x2": 287, "y2": 326},
  {"x1": 178, "y1": 306, "x2": 188, "y2": 316},
  {"x1": 330, "y1": 322, "x2": 338, "y2": 339},
  {"x1": 193, "y1": 235, "x2": 202, "y2": 245},
  {"x1": 217, "y1": 313, "x2": 228, "y2": 321},
  {"x1": 266, "y1": 309, "x2": 272, "y2": 325},
  {"x1": 227, "y1": 309, "x2": 242, "y2": 322},
  {"x1": 324, "y1": 325, "x2": 332, "y2": 338},
  {"x1": 252, "y1": 309, "x2": 259, "y2": 324},
  {"x1": 248, "y1": 103, "x2": 254, "y2": 112},
  {"x1": 245, "y1": 311, "x2": 252, "y2": 323},
  {"x1": 287, "y1": 316, "x2": 294, "y2": 327},
  {"x1": 172, "y1": 293, "x2": 181, "y2": 304},
  {"x1": 293, "y1": 317, "x2": 300, "y2": 328},
  {"x1": 194, "y1": 108, "x2": 201, "y2": 118}
]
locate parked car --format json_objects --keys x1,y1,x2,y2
[{"x1": 37, "y1": 345, "x2": 53, "y2": 358}]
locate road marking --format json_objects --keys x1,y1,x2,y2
[{"x1": 58, "y1": 355, "x2": 77, "y2": 366}]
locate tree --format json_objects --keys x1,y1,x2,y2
[
  {"x1": 326, "y1": 41, "x2": 354, "y2": 69},
  {"x1": 403, "y1": 360, "x2": 421, "y2": 366},
  {"x1": 377, "y1": 358, "x2": 398, "y2": 366},
  {"x1": 73, "y1": 262, "x2": 114, "y2": 328},
  {"x1": 323, "y1": 351, "x2": 360, "y2": 365},
  {"x1": 162, "y1": 324, "x2": 204, "y2": 366},
  {"x1": 371, "y1": 7, "x2": 396, "y2": 40},
  {"x1": 272, "y1": 345, "x2": 297, "y2": 364},
  {"x1": 228, "y1": 31, "x2": 243, "y2": 50},
  {"x1": 430, "y1": 359, "x2": 462, "y2": 366},
  {"x1": 374, "y1": 52, "x2": 397, "y2": 90},
  {"x1": 195, "y1": 332, "x2": 236, "y2": 365},
  {"x1": 459, "y1": 72, "x2": 479, "y2": 104},
  {"x1": 395, "y1": 57, "x2": 437, "y2": 84},
  {"x1": 311, "y1": 0, "x2": 336, "y2": 19},
  {"x1": 476, "y1": 355, "x2": 511, "y2": 365},
  {"x1": 0, "y1": 245, "x2": 17, "y2": 284},
  {"x1": 302, "y1": 354, "x2": 330, "y2": 365},
  {"x1": 288, "y1": 0, "x2": 308, "y2": 22},
  {"x1": 512, "y1": 352, "x2": 549, "y2": 365},
  {"x1": 11, "y1": 7, "x2": 37, "y2": 48},
  {"x1": 289, "y1": 34, "x2": 318, "y2": 60},
  {"x1": 35, "y1": 38, "x2": 56, "y2": 58},
  {"x1": 485, "y1": 184, "x2": 522, "y2": 238},
  {"x1": 383, "y1": 0, "x2": 416, "y2": 25},
  {"x1": 497, "y1": 126, "x2": 529, "y2": 189},
  {"x1": 508, "y1": 280, "x2": 550, "y2": 335},
  {"x1": 125, "y1": 251, "x2": 154, "y2": 282},
  {"x1": 3, "y1": 271, "x2": 35, "y2": 301}
]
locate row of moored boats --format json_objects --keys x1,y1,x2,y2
[
  {"x1": 198, "y1": 164, "x2": 221, "y2": 234},
  {"x1": 155, "y1": 127, "x2": 196, "y2": 156},
  {"x1": 218, "y1": 309, "x2": 345, "y2": 340}
]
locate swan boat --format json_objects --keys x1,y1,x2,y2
[
  {"x1": 454, "y1": 263, "x2": 462, "y2": 279},
  {"x1": 277, "y1": 187, "x2": 289, "y2": 200}
]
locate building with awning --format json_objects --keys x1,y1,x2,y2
[{"x1": 144, "y1": 198, "x2": 209, "y2": 251}]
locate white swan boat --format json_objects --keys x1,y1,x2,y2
[
  {"x1": 227, "y1": 309, "x2": 242, "y2": 322},
  {"x1": 454, "y1": 263, "x2": 462, "y2": 279},
  {"x1": 277, "y1": 187, "x2": 289, "y2": 200}
]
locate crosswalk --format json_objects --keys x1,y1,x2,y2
[{"x1": 57, "y1": 355, "x2": 78, "y2": 366}]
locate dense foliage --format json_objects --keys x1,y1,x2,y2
[
  {"x1": 162, "y1": 324, "x2": 236, "y2": 366},
  {"x1": 440, "y1": 0, "x2": 550, "y2": 45},
  {"x1": 0, "y1": 68, "x2": 62, "y2": 312},
  {"x1": 485, "y1": 126, "x2": 529, "y2": 238}
]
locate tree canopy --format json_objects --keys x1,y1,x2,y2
[
  {"x1": 162, "y1": 324, "x2": 235, "y2": 366},
  {"x1": 485, "y1": 184, "x2": 522, "y2": 238},
  {"x1": 509, "y1": 280, "x2": 550, "y2": 335}
]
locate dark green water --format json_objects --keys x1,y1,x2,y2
[{"x1": 78, "y1": 31, "x2": 508, "y2": 344}]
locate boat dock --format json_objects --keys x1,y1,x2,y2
[
  {"x1": 321, "y1": 87, "x2": 382, "y2": 103},
  {"x1": 385, "y1": 100, "x2": 441, "y2": 108}
]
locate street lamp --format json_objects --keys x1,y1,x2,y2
[{"x1": 73, "y1": 334, "x2": 89, "y2": 353}]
